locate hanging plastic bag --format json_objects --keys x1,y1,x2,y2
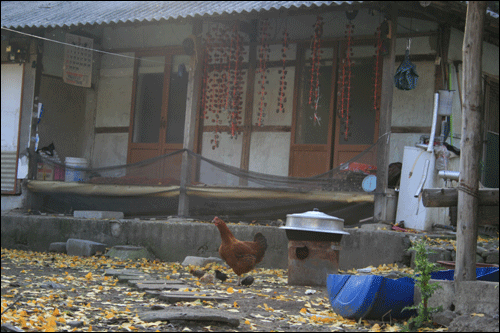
[
  {"x1": 394, "y1": 39, "x2": 419, "y2": 90},
  {"x1": 434, "y1": 145, "x2": 450, "y2": 171}
]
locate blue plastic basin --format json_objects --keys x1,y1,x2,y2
[
  {"x1": 327, "y1": 267, "x2": 499, "y2": 320},
  {"x1": 430, "y1": 267, "x2": 499, "y2": 282},
  {"x1": 327, "y1": 274, "x2": 416, "y2": 320}
]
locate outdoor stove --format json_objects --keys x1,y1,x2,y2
[{"x1": 280, "y1": 209, "x2": 349, "y2": 286}]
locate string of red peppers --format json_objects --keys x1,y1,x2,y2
[
  {"x1": 338, "y1": 21, "x2": 354, "y2": 140},
  {"x1": 277, "y1": 27, "x2": 288, "y2": 113},
  {"x1": 309, "y1": 16, "x2": 323, "y2": 125},
  {"x1": 373, "y1": 23, "x2": 382, "y2": 112},
  {"x1": 257, "y1": 19, "x2": 270, "y2": 126}
]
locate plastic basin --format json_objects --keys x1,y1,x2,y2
[{"x1": 326, "y1": 275, "x2": 416, "y2": 320}]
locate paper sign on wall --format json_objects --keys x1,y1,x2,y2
[{"x1": 63, "y1": 33, "x2": 93, "y2": 88}]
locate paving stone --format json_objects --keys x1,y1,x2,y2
[
  {"x1": 66, "y1": 239, "x2": 107, "y2": 257},
  {"x1": 135, "y1": 283, "x2": 186, "y2": 290},
  {"x1": 48, "y1": 242, "x2": 67, "y2": 253},
  {"x1": 117, "y1": 275, "x2": 150, "y2": 282},
  {"x1": 139, "y1": 307, "x2": 239, "y2": 327},
  {"x1": 145, "y1": 290, "x2": 231, "y2": 303},
  {"x1": 105, "y1": 245, "x2": 155, "y2": 261},
  {"x1": 127, "y1": 279, "x2": 185, "y2": 287},
  {"x1": 103, "y1": 269, "x2": 144, "y2": 276}
]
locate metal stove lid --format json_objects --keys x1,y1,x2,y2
[
  {"x1": 286, "y1": 208, "x2": 344, "y2": 222},
  {"x1": 280, "y1": 226, "x2": 350, "y2": 235}
]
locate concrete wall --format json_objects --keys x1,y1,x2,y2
[{"x1": 1, "y1": 214, "x2": 413, "y2": 271}]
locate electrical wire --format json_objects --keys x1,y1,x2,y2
[{"x1": 2, "y1": 26, "x2": 166, "y2": 65}]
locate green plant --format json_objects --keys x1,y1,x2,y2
[{"x1": 402, "y1": 239, "x2": 443, "y2": 331}]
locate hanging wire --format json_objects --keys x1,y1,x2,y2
[{"x1": 2, "y1": 26, "x2": 169, "y2": 65}]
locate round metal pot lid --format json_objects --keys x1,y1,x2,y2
[
  {"x1": 286, "y1": 208, "x2": 344, "y2": 222},
  {"x1": 280, "y1": 226, "x2": 350, "y2": 235}
]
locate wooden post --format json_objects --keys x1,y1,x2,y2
[
  {"x1": 239, "y1": 19, "x2": 258, "y2": 186},
  {"x1": 179, "y1": 19, "x2": 203, "y2": 217},
  {"x1": 454, "y1": 1, "x2": 487, "y2": 282},
  {"x1": 374, "y1": 5, "x2": 398, "y2": 222}
]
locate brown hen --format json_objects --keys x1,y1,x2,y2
[{"x1": 213, "y1": 216, "x2": 267, "y2": 285}]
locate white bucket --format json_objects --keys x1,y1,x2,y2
[
  {"x1": 65, "y1": 157, "x2": 88, "y2": 182},
  {"x1": 437, "y1": 90, "x2": 454, "y2": 116}
]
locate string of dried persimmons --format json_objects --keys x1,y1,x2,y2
[
  {"x1": 309, "y1": 16, "x2": 324, "y2": 126},
  {"x1": 373, "y1": 22, "x2": 383, "y2": 112},
  {"x1": 277, "y1": 27, "x2": 288, "y2": 114},
  {"x1": 256, "y1": 19, "x2": 270, "y2": 127},
  {"x1": 338, "y1": 20, "x2": 354, "y2": 140},
  {"x1": 203, "y1": 23, "x2": 246, "y2": 149}
]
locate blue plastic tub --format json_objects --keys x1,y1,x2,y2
[
  {"x1": 327, "y1": 267, "x2": 499, "y2": 320},
  {"x1": 429, "y1": 267, "x2": 499, "y2": 282},
  {"x1": 326, "y1": 275, "x2": 416, "y2": 320}
]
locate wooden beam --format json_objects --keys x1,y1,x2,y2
[
  {"x1": 422, "y1": 188, "x2": 499, "y2": 207},
  {"x1": 455, "y1": 1, "x2": 487, "y2": 282},
  {"x1": 178, "y1": 19, "x2": 203, "y2": 217},
  {"x1": 374, "y1": 4, "x2": 398, "y2": 222}
]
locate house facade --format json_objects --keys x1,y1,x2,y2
[{"x1": 1, "y1": 1, "x2": 498, "y2": 227}]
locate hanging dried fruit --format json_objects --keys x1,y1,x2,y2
[
  {"x1": 257, "y1": 19, "x2": 270, "y2": 126},
  {"x1": 277, "y1": 27, "x2": 288, "y2": 113},
  {"x1": 373, "y1": 23, "x2": 382, "y2": 112},
  {"x1": 309, "y1": 16, "x2": 323, "y2": 125},
  {"x1": 338, "y1": 21, "x2": 354, "y2": 140}
]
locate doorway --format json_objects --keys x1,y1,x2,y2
[
  {"x1": 127, "y1": 49, "x2": 190, "y2": 178},
  {"x1": 289, "y1": 42, "x2": 380, "y2": 177}
]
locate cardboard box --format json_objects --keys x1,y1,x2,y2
[
  {"x1": 37, "y1": 163, "x2": 64, "y2": 181},
  {"x1": 37, "y1": 163, "x2": 54, "y2": 180}
]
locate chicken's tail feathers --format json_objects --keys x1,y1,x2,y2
[{"x1": 254, "y1": 232, "x2": 268, "y2": 257}]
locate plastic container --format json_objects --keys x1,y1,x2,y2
[
  {"x1": 429, "y1": 267, "x2": 499, "y2": 282},
  {"x1": 327, "y1": 274, "x2": 416, "y2": 320},
  {"x1": 437, "y1": 90, "x2": 454, "y2": 116},
  {"x1": 65, "y1": 157, "x2": 88, "y2": 182}
]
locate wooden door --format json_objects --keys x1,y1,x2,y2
[
  {"x1": 289, "y1": 43, "x2": 337, "y2": 177},
  {"x1": 127, "y1": 49, "x2": 190, "y2": 180}
]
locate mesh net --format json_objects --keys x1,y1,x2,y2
[{"x1": 30, "y1": 138, "x2": 389, "y2": 224}]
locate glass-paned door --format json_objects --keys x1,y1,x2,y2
[{"x1": 128, "y1": 49, "x2": 190, "y2": 180}]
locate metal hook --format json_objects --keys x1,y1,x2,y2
[{"x1": 406, "y1": 38, "x2": 412, "y2": 52}]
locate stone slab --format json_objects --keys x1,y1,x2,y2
[
  {"x1": 48, "y1": 242, "x2": 67, "y2": 253},
  {"x1": 139, "y1": 307, "x2": 239, "y2": 326},
  {"x1": 66, "y1": 238, "x2": 107, "y2": 257},
  {"x1": 145, "y1": 290, "x2": 231, "y2": 303},
  {"x1": 128, "y1": 279, "x2": 185, "y2": 287},
  {"x1": 74, "y1": 210, "x2": 124, "y2": 219},
  {"x1": 105, "y1": 245, "x2": 155, "y2": 261},
  {"x1": 103, "y1": 269, "x2": 144, "y2": 276},
  {"x1": 136, "y1": 283, "x2": 187, "y2": 290}
]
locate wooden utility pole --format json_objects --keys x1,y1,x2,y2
[
  {"x1": 454, "y1": 1, "x2": 487, "y2": 282},
  {"x1": 179, "y1": 19, "x2": 203, "y2": 217},
  {"x1": 374, "y1": 5, "x2": 397, "y2": 222}
]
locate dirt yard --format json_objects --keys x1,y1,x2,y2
[{"x1": 0, "y1": 247, "x2": 494, "y2": 332}]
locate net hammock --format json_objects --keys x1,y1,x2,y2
[{"x1": 29, "y1": 137, "x2": 392, "y2": 224}]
